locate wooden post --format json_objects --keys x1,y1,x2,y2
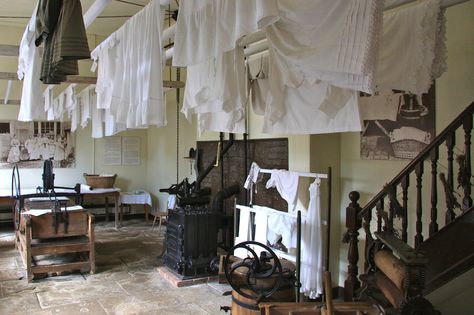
[
  {"x1": 415, "y1": 162, "x2": 424, "y2": 248},
  {"x1": 429, "y1": 147, "x2": 439, "y2": 236},
  {"x1": 344, "y1": 191, "x2": 362, "y2": 301},
  {"x1": 445, "y1": 132, "x2": 456, "y2": 224},
  {"x1": 88, "y1": 214, "x2": 95, "y2": 274},
  {"x1": 401, "y1": 176, "x2": 410, "y2": 242}
]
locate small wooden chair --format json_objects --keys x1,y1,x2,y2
[{"x1": 151, "y1": 209, "x2": 168, "y2": 232}]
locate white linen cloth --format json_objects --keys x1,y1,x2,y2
[
  {"x1": 76, "y1": 85, "x2": 95, "y2": 129},
  {"x1": 247, "y1": 53, "x2": 269, "y2": 116},
  {"x1": 120, "y1": 191, "x2": 152, "y2": 206},
  {"x1": 300, "y1": 178, "x2": 323, "y2": 298},
  {"x1": 265, "y1": 0, "x2": 383, "y2": 94},
  {"x1": 43, "y1": 86, "x2": 55, "y2": 121},
  {"x1": 17, "y1": 4, "x2": 46, "y2": 122},
  {"x1": 244, "y1": 162, "x2": 262, "y2": 205},
  {"x1": 265, "y1": 170, "x2": 299, "y2": 209},
  {"x1": 167, "y1": 194, "x2": 177, "y2": 210},
  {"x1": 252, "y1": 211, "x2": 269, "y2": 256},
  {"x1": 173, "y1": 0, "x2": 279, "y2": 67},
  {"x1": 182, "y1": 48, "x2": 246, "y2": 135},
  {"x1": 91, "y1": 0, "x2": 166, "y2": 136},
  {"x1": 266, "y1": 212, "x2": 297, "y2": 249},
  {"x1": 376, "y1": 0, "x2": 446, "y2": 95},
  {"x1": 235, "y1": 207, "x2": 252, "y2": 258}
]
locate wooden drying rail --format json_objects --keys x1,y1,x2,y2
[{"x1": 0, "y1": 71, "x2": 185, "y2": 88}]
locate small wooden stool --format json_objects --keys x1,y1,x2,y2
[{"x1": 151, "y1": 210, "x2": 168, "y2": 232}]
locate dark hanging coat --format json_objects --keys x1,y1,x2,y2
[{"x1": 35, "y1": 0, "x2": 90, "y2": 84}]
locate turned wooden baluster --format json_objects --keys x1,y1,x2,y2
[
  {"x1": 430, "y1": 147, "x2": 439, "y2": 236},
  {"x1": 401, "y1": 175, "x2": 409, "y2": 242},
  {"x1": 376, "y1": 198, "x2": 384, "y2": 233},
  {"x1": 445, "y1": 132, "x2": 456, "y2": 224},
  {"x1": 415, "y1": 162, "x2": 424, "y2": 248},
  {"x1": 462, "y1": 115, "x2": 473, "y2": 211},
  {"x1": 344, "y1": 191, "x2": 362, "y2": 301},
  {"x1": 363, "y1": 209, "x2": 373, "y2": 271},
  {"x1": 388, "y1": 186, "x2": 396, "y2": 233}
]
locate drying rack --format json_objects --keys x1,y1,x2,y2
[{"x1": 235, "y1": 166, "x2": 332, "y2": 302}]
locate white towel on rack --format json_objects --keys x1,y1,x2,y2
[
  {"x1": 300, "y1": 178, "x2": 323, "y2": 298},
  {"x1": 235, "y1": 207, "x2": 252, "y2": 258},
  {"x1": 265, "y1": 170, "x2": 299, "y2": 209},
  {"x1": 267, "y1": 213, "x2": 297, "y2": 249}
]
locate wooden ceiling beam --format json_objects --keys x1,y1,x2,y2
[
  {"x1": 0, "y1": 99, "x2": 20, "y2": 105},
  {"x1": 0, "y1": 72, "x2": 184, "y2": 88}
]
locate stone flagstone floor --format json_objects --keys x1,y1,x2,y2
[{"x1": 0, "y1": 220, "x2": 231, "y2": 315}]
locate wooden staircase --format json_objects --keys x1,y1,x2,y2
[{"x1": 343, "y1": 101, "x2": 474, "y2": 314}]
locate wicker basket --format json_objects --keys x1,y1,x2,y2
[
  {"x1": 391, "y1": 140, "x2": 427, "y2": 159},
  {"x1": 83, "y1": 174, "x2": 117, "y2": 189}
]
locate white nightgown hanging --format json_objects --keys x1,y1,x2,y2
[{"x1": 300, "y1": 178, "x2": 323, "y2": 298}]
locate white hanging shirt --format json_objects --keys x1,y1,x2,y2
[
  {"x1": 376, "y1": 0, "x2": 446, "y2": 95},
  {"x1": 263, "y1": 47, "x2": 362, "y2": 135},
  {"x1": 265, "y1": 169, "x2": 299, "y2": 209},
  {"x1": 182, "y1": 48, "x2": 246, "y2": 135},
  {"x1": 17, "y1": 4, "x2": 46, "y2": 122}
]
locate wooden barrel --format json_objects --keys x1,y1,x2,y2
[{"x1": 231, "y1": 258, "x2": 296, "y2": 315}]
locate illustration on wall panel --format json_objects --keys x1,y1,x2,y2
[
  {"x1": 359, "y1": 85, "x2": 435, "y2": 160},
  {"x1": 0, "y1": 121, "x2": 76, "y2": 169}
]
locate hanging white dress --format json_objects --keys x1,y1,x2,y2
[{"x1": 300, "y1": 178, "x2": 323, "y2": 298}]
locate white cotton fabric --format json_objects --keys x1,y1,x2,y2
[
  {"x1": 77, "y1": 85, "x2": 94, "y2": 129},
  {"x1": 90, "y1": 0, "x2": 166, "y2": 137},
  {"x1": 265, "y1": 170, "x2": 299, "y2": 209},
  {"x1": 267, "y1": 213, "x2": 297, "y2": 249},
  {"x1": 173, "y1": 0, "x2": 279, "y2": 67},
  {"x1": 91, "y1": 36, "x2": 119, "y2": 110},
  {"x1": 376, "y1": 0, "x2": 446, "y2": 95},
  {"x1": 182, "y1": 48, "x2": 246, "y2": 135},
  {"x1": 43, "y1": 86, "x2": 55, "y2": 121},
  {"x1": 235, "y1": 207, "x2": 252, "y2": 259},
  {"x1": 18, "y1": 5, "x2": 46, "y2": 122},
  {"x1": 265, "y1": 0, "x2": 383, "y2": 94},
  {"x1": 300, "y1": 179, "x2": 323, "y2": 298},
  {"x1": 263, "y1": 47, "x2": 362, "y2": 135},
  {"x1": 244, "y1": 162, "x2": 262, "y2": 205},
  {"x1": 359, "y1": 89, "x2": 402, "y2": 122},
  {"x1": 90, "y1": 92, "x2": 103, "y2": 139},
  {"x1": 247, "y1": 53, "x2": 269, "y2": 116}
]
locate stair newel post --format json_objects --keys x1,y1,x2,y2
[
  {"x1": 429, "y1": 147, "x2": 439, "y2": 236},
  {"x1": 415, "y1": 161, "x2": 424, "y2": 248},
  {"x1": 445, "y1": 132, "x2": 456, "y2": 223},
  {"x1": 401, "y1": 175, "x2": 409, "y2": 243},
  {"x1": 376, "y1": 198, "x2": 383, "y2": 233},
  {"x1": 344, "y1": 191, "x2": 362, "y2": 301},
  {"x1": 462, "y1": 115, "x2": 473, "y2": 211}
]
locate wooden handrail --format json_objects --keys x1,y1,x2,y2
[{"x1": 359, "y1": 101, "x2": 474, "y2": 218}]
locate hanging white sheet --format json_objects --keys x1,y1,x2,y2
[
  {"x1": 264, "y1": 0, "x2": 383, "y2": 94},
  {"x1": 300, "y1": 178, "x2": 323, "y2": 298},
  {"x1": 376, "y1": 0, "x2": 446, "y2": 95},
  {"x1": 173, "y1": 0, "x2": 279, "y2": 67},
  {"x1": 247, "y1": 53, "x2": 269, "y2": 116},
  {"x1": 17, "y1": 5, "x2": 46, "y2": 122}
]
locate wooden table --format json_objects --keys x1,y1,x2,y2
[
  {"x1": 120, "y1": 190, "x2": 152, "y2": 223},
  {"x1": 79, "y1": 186, "x2": 121, "y2": 228}
]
